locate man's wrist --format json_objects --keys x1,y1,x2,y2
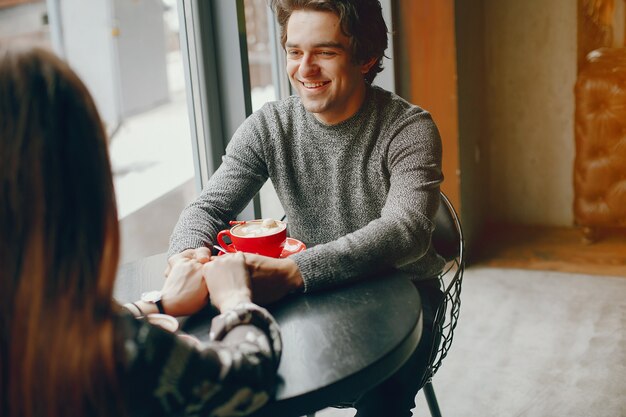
[{"x1": 283, "y1": 258, "x2": 304, "y2": 292}]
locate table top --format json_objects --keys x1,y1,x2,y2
[{"x1": 114, "y1": 253, "x2": 423, "y2": 417}]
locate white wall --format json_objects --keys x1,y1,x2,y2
[
  {"x1": 0, "y1": 2, "x2": 48, "y2": 40},
  {"x1": 484, "y1": 0, "x2": 577, "y2": 226},
  {"x1": 58, "y1": 0, "x2": 121, "y2": 131}
]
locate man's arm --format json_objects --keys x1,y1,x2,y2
[{"x1": 167, "y1": 117, "x2": 270, "y2": 258}]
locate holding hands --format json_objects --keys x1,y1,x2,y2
[
  {"x1": 158, "y1": 249, "x2": 211, "y2": 316},
  {"x1": 165, "y1": 248, "x2": 303, "y2": 309},
  {"x1": 157, "y1": 248, "x2": 255, "y2": 315},
  {"x1": 123, "y1": 249, "x2": 211, "y2": 318},
  {"x1": 164, "y1": 246, "x2": 212, "y2": 277},
  {"x1": 128, "y1": 247, "x2": 304, "y2": 319},
  {"x1": 203, "y1": 252, "x2": 252, "y2": 311}
]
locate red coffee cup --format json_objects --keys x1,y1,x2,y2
[{"x1": 216, "y1": 219, "x2": 287, "y2": 258}]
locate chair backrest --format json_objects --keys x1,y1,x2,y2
[
  {"x1": 420, "y1": 191, "x2": 465, "y2": 387},
  {"x1": 431, "y1": 193, "x2": 462, "y2": 262}
]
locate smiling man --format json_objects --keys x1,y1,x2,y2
[
  {"x1": 169, "y1": 1, "x2": 445, "y2": 415},
  {"x1": 284, "y1": 9, "x2": 374, "y2": 124}
]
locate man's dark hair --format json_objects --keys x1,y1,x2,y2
[{"x1": 269, "y1": 0, "x2": 388, "y2": 84}]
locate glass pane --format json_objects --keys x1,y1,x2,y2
[
  {"x1": 1, "y1": 0, "x2": 196, "y2": 264},
  {"x1": 243, "y1": 0, "x2": 284, "y2": 220},
  {"x1": 0, "y1": 1, "x2": 49, "y2": 46},
  {"x1": 110, "y1": 0, "x2": 195, "y2": 263}
]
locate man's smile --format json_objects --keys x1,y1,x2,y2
[{"x1": 300, "y1": 80, "x2": 330, "y2": 89}]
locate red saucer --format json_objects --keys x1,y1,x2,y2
[
  {"x1": 280, "y1": 237, "x2": 307, "y2": 257},
  {"x1": 217, "y1": 237, "x2": 306, "y2": 258}
]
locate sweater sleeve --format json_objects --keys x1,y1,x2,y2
[
  {"x1": 167, "y1": 115, "x2": 269, "y2": 257},
  {"x1": 290, "y1": 111, "x2": 446, "y2": 292},
  {"x1": 120, "y1": 304, "x2": 282, "y2": 417}
]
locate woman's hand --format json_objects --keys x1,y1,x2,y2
[
  {"x1": 164, "y1": 246, "x2": 212, "y2": 277},
  {"x1": 203, "y1": 252, "x2": 252, "y2": 312},
  {"x1": 159, "y1": 249, "x2": 210, "y2": 316}
]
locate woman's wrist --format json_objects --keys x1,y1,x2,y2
[
  {"x1": 123, "y1": 302, "x2": 142, "y2": 317},
  {"x1": 216, "y1": 291, "x2": 252, "y2": 312},
  {"x1": 124, "y1": 301, "x2": 159, "y2": 317}
]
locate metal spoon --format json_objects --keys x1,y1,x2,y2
[{"x1": 213, "y1": 244, "x2": 228, "y2": 254}]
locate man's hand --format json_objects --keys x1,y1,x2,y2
[
  {"x1": 164, "y1": 246, "x2": 212, "y2": 277},
  {"x1": 242, "y1": 253, "x2": 304, "y2": 305},
  {"x1": 159, "y1": 249, "x2": 210, "y2": 316},
  {"x1": 202, "y1": 252, "x2": 252, "y2": 312}
]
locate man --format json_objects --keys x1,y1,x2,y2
[{"x1": 169, "y1": 0, "x2": 445, "y2": 415}]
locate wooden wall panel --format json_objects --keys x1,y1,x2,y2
[{"x1": 397, "y1": 0, "x2": 460, "y2": 210}]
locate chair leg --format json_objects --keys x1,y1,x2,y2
[{"x1": 423, "y1": 381, "x2": 443, "y2": 417}]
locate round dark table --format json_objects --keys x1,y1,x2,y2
[{"x1": 114, "y1": 253, "x2": 422, "y2": 417}]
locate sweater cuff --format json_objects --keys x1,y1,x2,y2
[{"x1": 290, "y1": 250, "x2": 336, "y2": 293}]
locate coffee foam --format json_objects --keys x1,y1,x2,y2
[{"x1": 232, "y1": 219, "x2": 285, "y2": 237}]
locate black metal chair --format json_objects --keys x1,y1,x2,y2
[{"x1": 418, "y1": 191, "x2": 466, "y2": 417}]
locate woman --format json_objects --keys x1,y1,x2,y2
[{"x1": 0, "y1": 44, "x2": 281, "y2": 417}]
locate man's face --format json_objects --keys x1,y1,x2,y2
[{"x1": 285, "y1": 10, "x2": 372, "y2": 125}]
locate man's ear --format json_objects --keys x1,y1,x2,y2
[{"x1": 360, "y1": 57, "x2": 378, "y2": 74}]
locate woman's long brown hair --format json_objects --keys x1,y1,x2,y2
[{"x1": 0, "y1": 45, "x2": 123, "y2": 417}]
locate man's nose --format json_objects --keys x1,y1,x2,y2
[{"x1": 299, "y1": 53, "x2": 319, "y2": 77}]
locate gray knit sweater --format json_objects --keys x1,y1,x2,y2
[{"x1": 169, "y1": 85, "x2": 445, "y2": 292}]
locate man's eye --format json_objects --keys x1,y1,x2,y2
[
  {"x1": 287, "y1": 50, "x2": 301, "y2": 56},
  {"x1": 319, "y1": 51, "x2": 336, "y2": 56}
]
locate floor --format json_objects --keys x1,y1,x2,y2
[
  {"x1": 474, "y1": 224, "x2": 626, "y2": 278},
  {"x1": 313, "y1": 265, "x2": 626, "y2": 417},
  {"x1": 414, "y1": 266, "x2": 625, "y2": 417}
]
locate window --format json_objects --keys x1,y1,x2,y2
[
  {"x1": 244, "y1": 0, "x2": 285, "y2": 220},
  {"x1": 1, "y1": 0, "x2": 196, "y2": 263}
]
